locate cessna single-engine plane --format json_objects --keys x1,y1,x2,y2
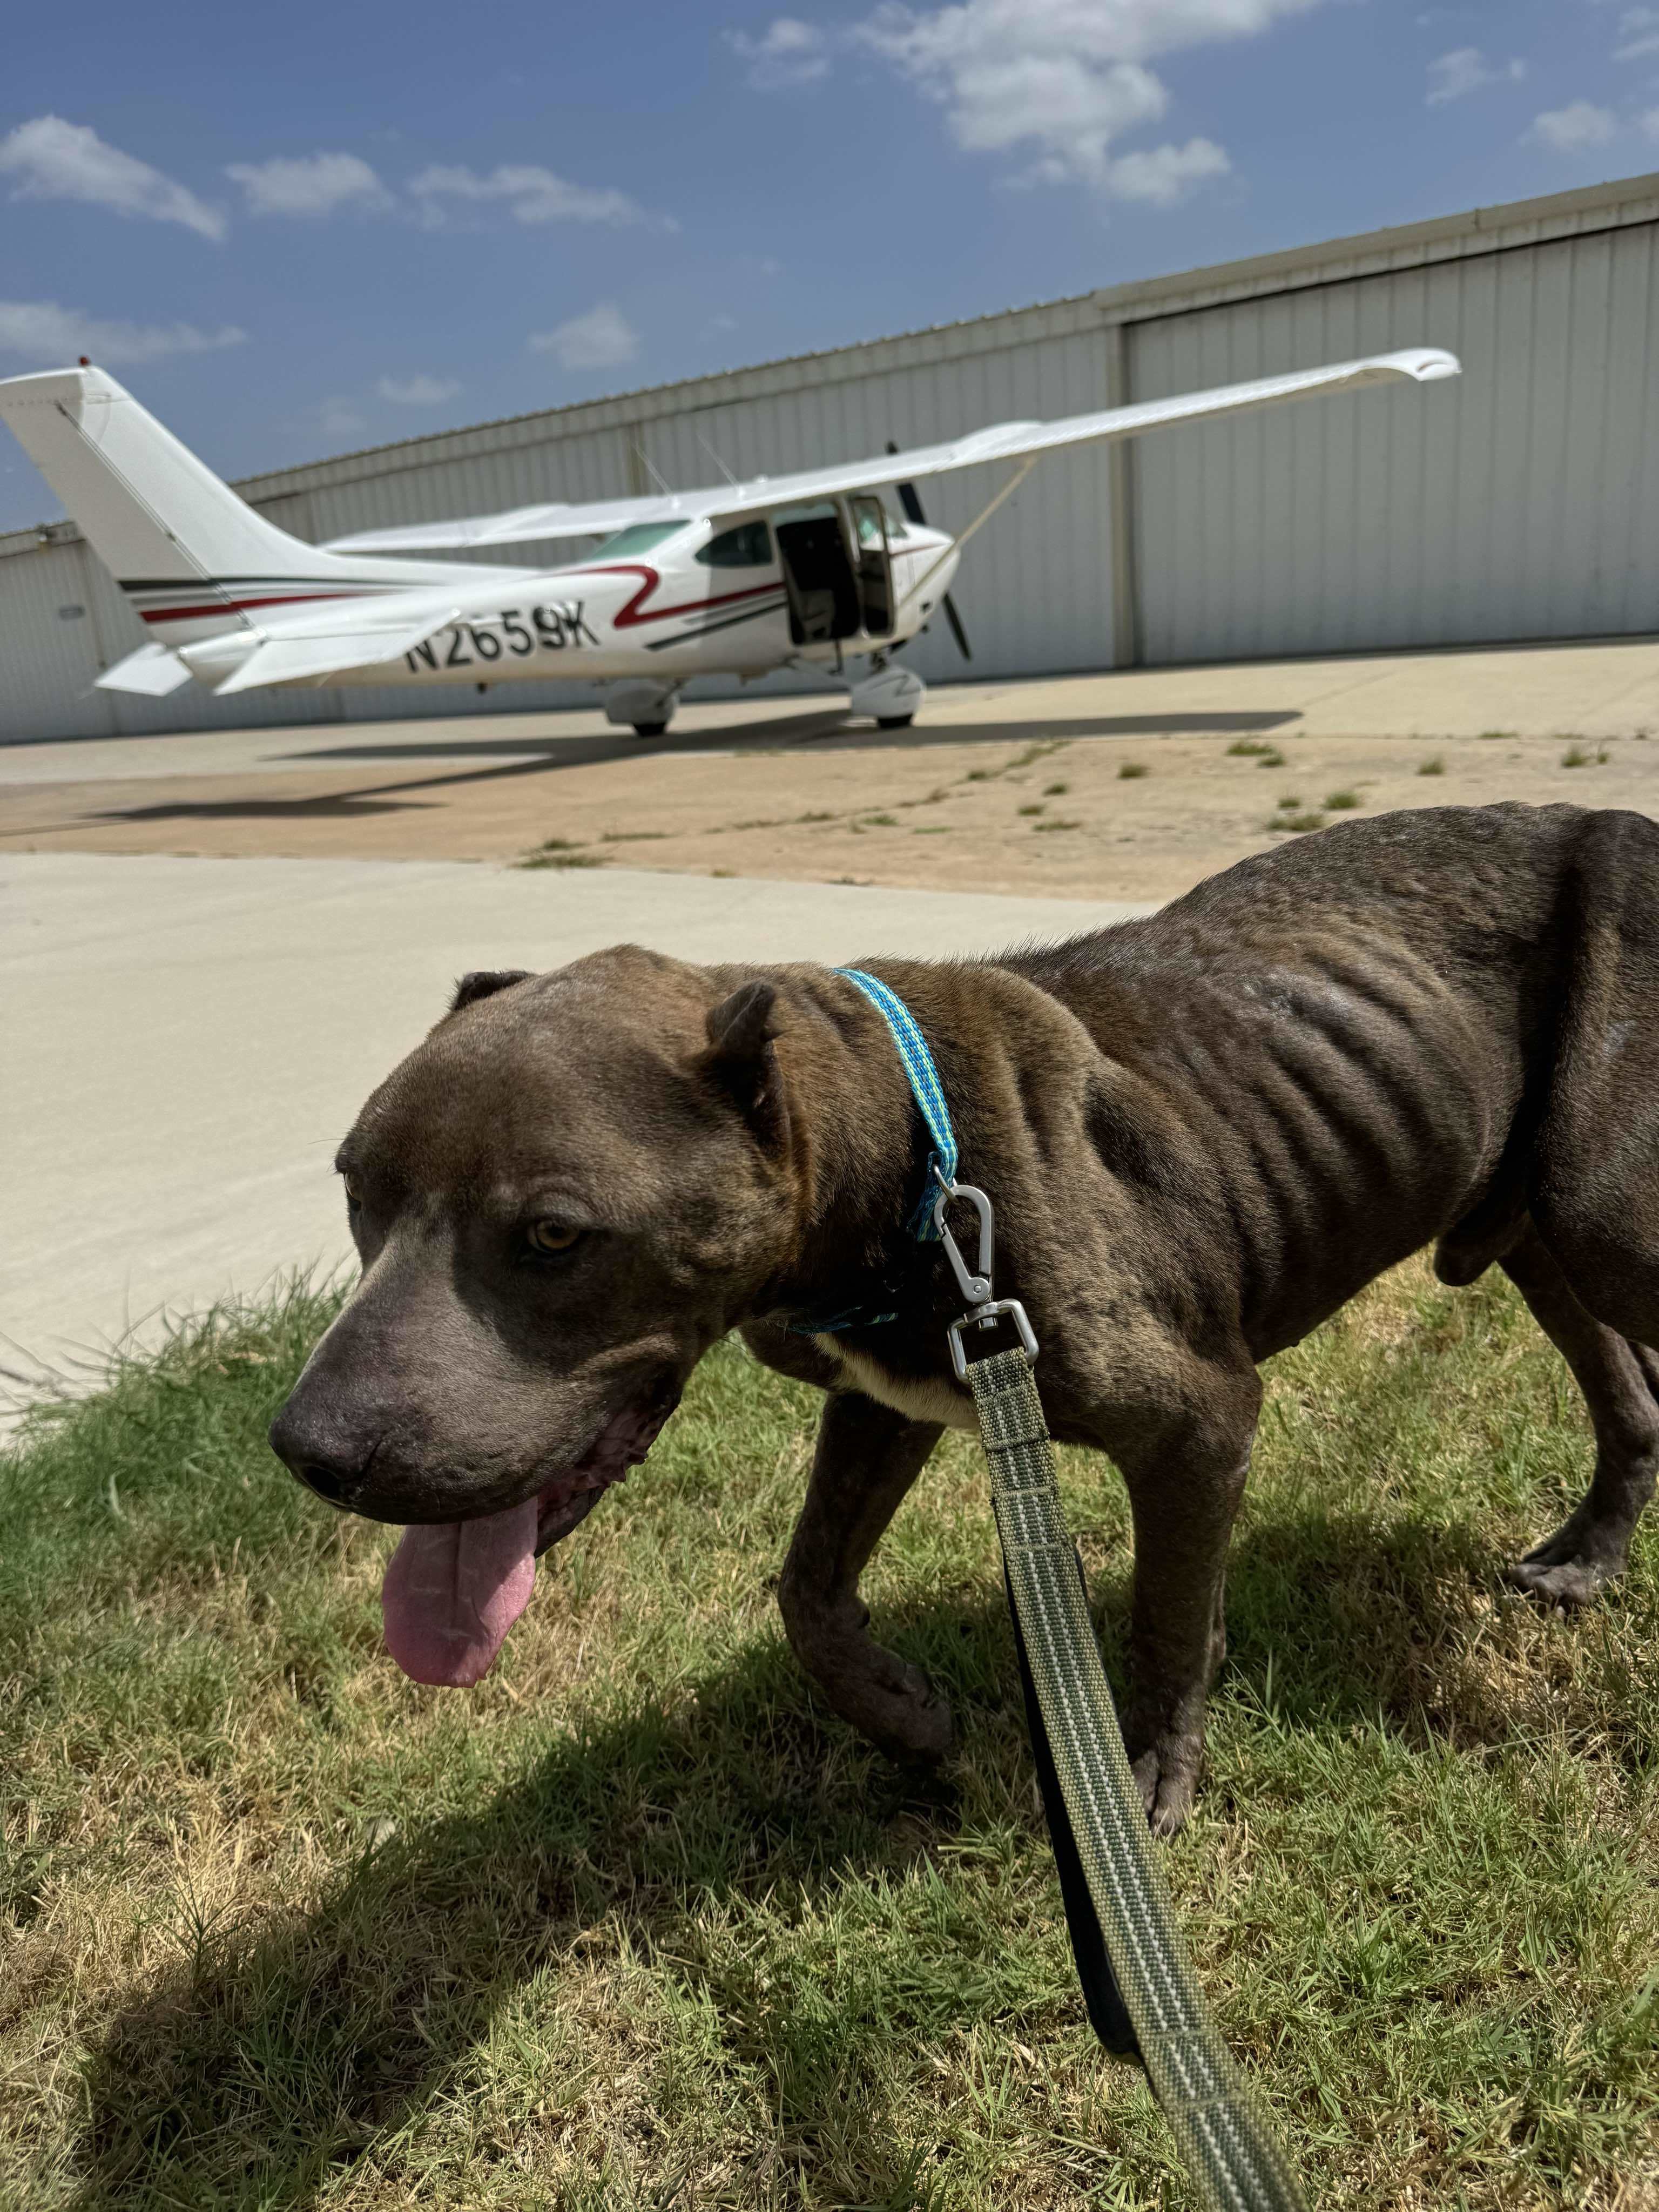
[{"x1": 0, "y1": 349, "x2": 1459, "y2": 736}]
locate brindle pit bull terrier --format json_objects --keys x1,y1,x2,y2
[{"x1": 269, "y1": 802, "x2": 1659, "y2": 1835}]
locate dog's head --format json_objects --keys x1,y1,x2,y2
[{"x1": 268, "y1": 946, "x2": 808, "y2": 1687}]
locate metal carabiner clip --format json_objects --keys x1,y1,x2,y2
[
  {"x1": 933, "y1": 1167, "x2": 1039, "y2": 1379},
  {"x1": 932, "y1": 1168, "x2": 993, "y2": 1304}
]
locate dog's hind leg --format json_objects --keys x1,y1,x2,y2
[
  {"x1": 1501, "y1": 1224, "x2": 1659, "y2": 1605},
  {"x1": 778, "y1": 1391, "x2": 952, "y2": 1764}
]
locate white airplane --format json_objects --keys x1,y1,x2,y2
[{"x1": 0, "y1": 349, "x2": 1459, "y2": 737}]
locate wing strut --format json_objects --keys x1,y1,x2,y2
[{"x1": 893, "y1": 457, "x2": 1038, "y2": 630}]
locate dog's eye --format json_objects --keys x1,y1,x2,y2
[
  {"x1": 525, "y1": 1219, "x2": 582, "y2": 1257},
  {"x1": 342, "y1": 1176, "x2": 362, "y2": 1210}
]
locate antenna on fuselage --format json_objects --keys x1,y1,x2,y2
[
  {"x1": 633, "y1": 445, "x2": 673, "y2": 496},
  {"x1": 694, "y1": 428, "x2": 739, "y2": 486}
]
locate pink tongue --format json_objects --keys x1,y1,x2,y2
[{"x1": 381, "y1": 1498, "x2": 539, "y2": 1687}]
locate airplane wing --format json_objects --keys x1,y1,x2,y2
[
  {"x1": 323, "y1": 348, "x2": 1460, "y2": 553},
  {"x1": 325, "y1": 497, "x2": 655, "y2": 554}
]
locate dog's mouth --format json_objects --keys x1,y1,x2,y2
[{"x1": 380, "y1": 1390, "x2": 677, "y2": 1690}]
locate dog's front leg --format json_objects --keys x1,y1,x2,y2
[
  {"x1": 1107, "y1": 1371, "x2": 1261, "y2": 1838},
  {"x1": 779, "y1": 1390, "x2": 950, "y2": 1764}
]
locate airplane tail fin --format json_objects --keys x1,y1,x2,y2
[{"x1": 0, "y1": 364, "x2": 356, "y2": 631}]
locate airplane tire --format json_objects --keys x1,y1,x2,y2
[
  {"x1": 632, "y1": 720, "x2": 669, "y2": 737},
  {"x1": 876, "y1": 713, "x2": 915, "y2": 729}
]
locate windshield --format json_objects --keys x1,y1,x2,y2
[{"x1": 589, "y1": 521, "x2": 692, "y2": 559}]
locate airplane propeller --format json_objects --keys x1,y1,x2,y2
[{"x1": 886, "y1": 442, "x2": 972, "y2": 660}]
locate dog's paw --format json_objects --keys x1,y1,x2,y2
[
  {"x1": 1129, "y1": 1735, "x2": 1202, "y2": 1839},
  {"x1": 1507, "y1": 1515, "x2": 1627, "y2": 1608},
  {"x1": 1506, "y1": 1552, "x2": 1618, "y2": 1608},
  {"x1": 849, "y1": 1651, "x2": 953, "y2": 1766}
]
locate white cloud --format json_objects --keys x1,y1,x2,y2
[
  {"x1": 1102, "y1": 136, "x2": 1230, "y2": 203},
  {"x1": 318, "y1": 397, "x2": 369, "y2": 439},
  {"x1": 528, "y1": 302, "x2": 640, "y2": 372},
  {"x1": 1425, "y1": 47, "x2": 1525, "y2": 104},
  {"x1": 376, "y1": 373, "x2": 461, "y2": 404},
  {"x1": 1527, "y1": 100, "x2": 1618, "y2": 152},
  {"x1": 1615, "y1": 6, "x2": 1659, "y2": 59},
  {"x1": 409, "y1": 164, "x2": 666, "y2": 230},
  {"x1": 0, "y1": 115, "x2": 225, "y2": 239},
  {"x1": 844, "y1": 0, "x2": 1322, "y2": 195},
  {"x1": 226, "y1": 152, "x2": 392, "y2": 217},
  {"x1": 0, "y1": 299, "x2": 246, "y2": 363},
  {"x1": 728, "y1": 18, "x2": 831, "y2": 87},
  {"x1": 1641, "y1": 105, "x2": 1659, "y2": 137}
]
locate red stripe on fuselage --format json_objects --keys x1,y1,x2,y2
[
  {"x1": 138, "y1": 589, "x2": 366, "y2": 625},
  {"x1": 136, "y1": 569, "x2": 781, "y2": 633},
  {"x1": 581, "y1": 565, "x2": 781, "y2": 630}
]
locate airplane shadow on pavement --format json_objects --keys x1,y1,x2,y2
[{"x1": 78, "y1": 709, "x2": 1301, "y2": 828}]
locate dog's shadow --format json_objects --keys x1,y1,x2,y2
[{"x1": 74, "y1": 1500, "x2": 1540, "y2": 2209}]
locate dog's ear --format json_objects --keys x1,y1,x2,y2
[
  {"x1": 449, "y1": 969, "x2": 531, "y2": 1015},
  {"x1": 702, "y1": 980, "x2": 786, "y2": 1144}
]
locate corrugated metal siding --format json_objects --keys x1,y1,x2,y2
[
  {"x1": 0, "y1": 541, "x2": 114, "y2": 741},
  {"x1": 1129, "y1": 224, "x2": 1659, "y2": 662}
]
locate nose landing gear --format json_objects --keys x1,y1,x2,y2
[{"x1": 848, "y1": 658, "x2": 925, "y2": 730}]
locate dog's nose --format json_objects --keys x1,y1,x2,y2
[
  {"x1": 268, "y1": 1402, "x2": 377, "y2": 1510},
  {"x1": 293, "y1": 1457, "x2": 359, "y2": 1506}
]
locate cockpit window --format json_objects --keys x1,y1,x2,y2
[
  {"x1": 696, "y1": 520, "x2": 774, "y2": 568},
  {"x1": 590, "y1": 522, "x2": 691, "y2": 559},
  {"x1": 854, "y1": 502, "x2": 909, "y2": 545}
]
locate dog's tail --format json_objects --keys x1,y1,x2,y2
[{"x1": 0, "y1": 363, "x2": 377, "y2": 638}]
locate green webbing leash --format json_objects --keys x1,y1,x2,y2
[
  {"x1": 969, "y1": 1345, "x2": 1307, "y2": 2210},
  {"x1": 837, "y1": 966, "x2": 1309, "y2": 2212}
]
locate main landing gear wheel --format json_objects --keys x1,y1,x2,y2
[
  {"x1": 876, "y1": 713, "x2": 914, "y2": 729},
  {"x1": 604, "y1": 681, "x2": 679, "y2": 737}
]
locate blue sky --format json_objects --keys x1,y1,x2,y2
[{"x1": 1, "y1": 0, "x2": 1653, "y2": 530}]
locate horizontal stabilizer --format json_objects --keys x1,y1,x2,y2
[
  {"x1": 322, "y1": 347, "x2": 1462, "y2": 552},
  {"x1": 208, "y1": 611, "x2": 461, "y2": 694},
  {"x1": 94, "y1": 642, "x2": 194, "y2": 696},
  {"x1": 170, "y1": 576, "x2": 509, "y2": 693}
]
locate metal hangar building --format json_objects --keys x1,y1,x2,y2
[{"x1": 2, "y1": 170, "x2": 1656, "y2": 745}]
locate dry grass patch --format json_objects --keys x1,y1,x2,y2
[{"x1": 3, "y1": 1262, "x2": 1656, "y2": 2207}]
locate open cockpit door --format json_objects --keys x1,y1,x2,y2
[
  {"x1": 773, "y1": 500, "x2": 861, "y2": 646},
  {"x1": 847, "y1": 494, "x2": 894, "y2": 638}
]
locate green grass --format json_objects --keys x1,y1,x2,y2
[
  {"x1": 1417, "y1": 758, "x2": 1446, "y2": 778},
  {"x1": 3, "y1": 1265, "x2": 1656, "y2": 2209},
  {"x1": 1272, "y1": 811, "x2": 1327, "y2": 835},
  {"x1": 1562, "y1": 744, "x2": 1611, "y2": 770},
  {"x1": 1117, "y1": 763, "x2": 1149, "y2": 781},
  {"x1": 1324, "y1": 790, "x2": 1361, "y2": 811}
]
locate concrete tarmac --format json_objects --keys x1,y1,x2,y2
[
  {"x1": 1, "y1": 851, "x2": 1150, "y2": 1413},
  {"x1": 8, "y1": 637, "x2": 1659, "y2": 792}
]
